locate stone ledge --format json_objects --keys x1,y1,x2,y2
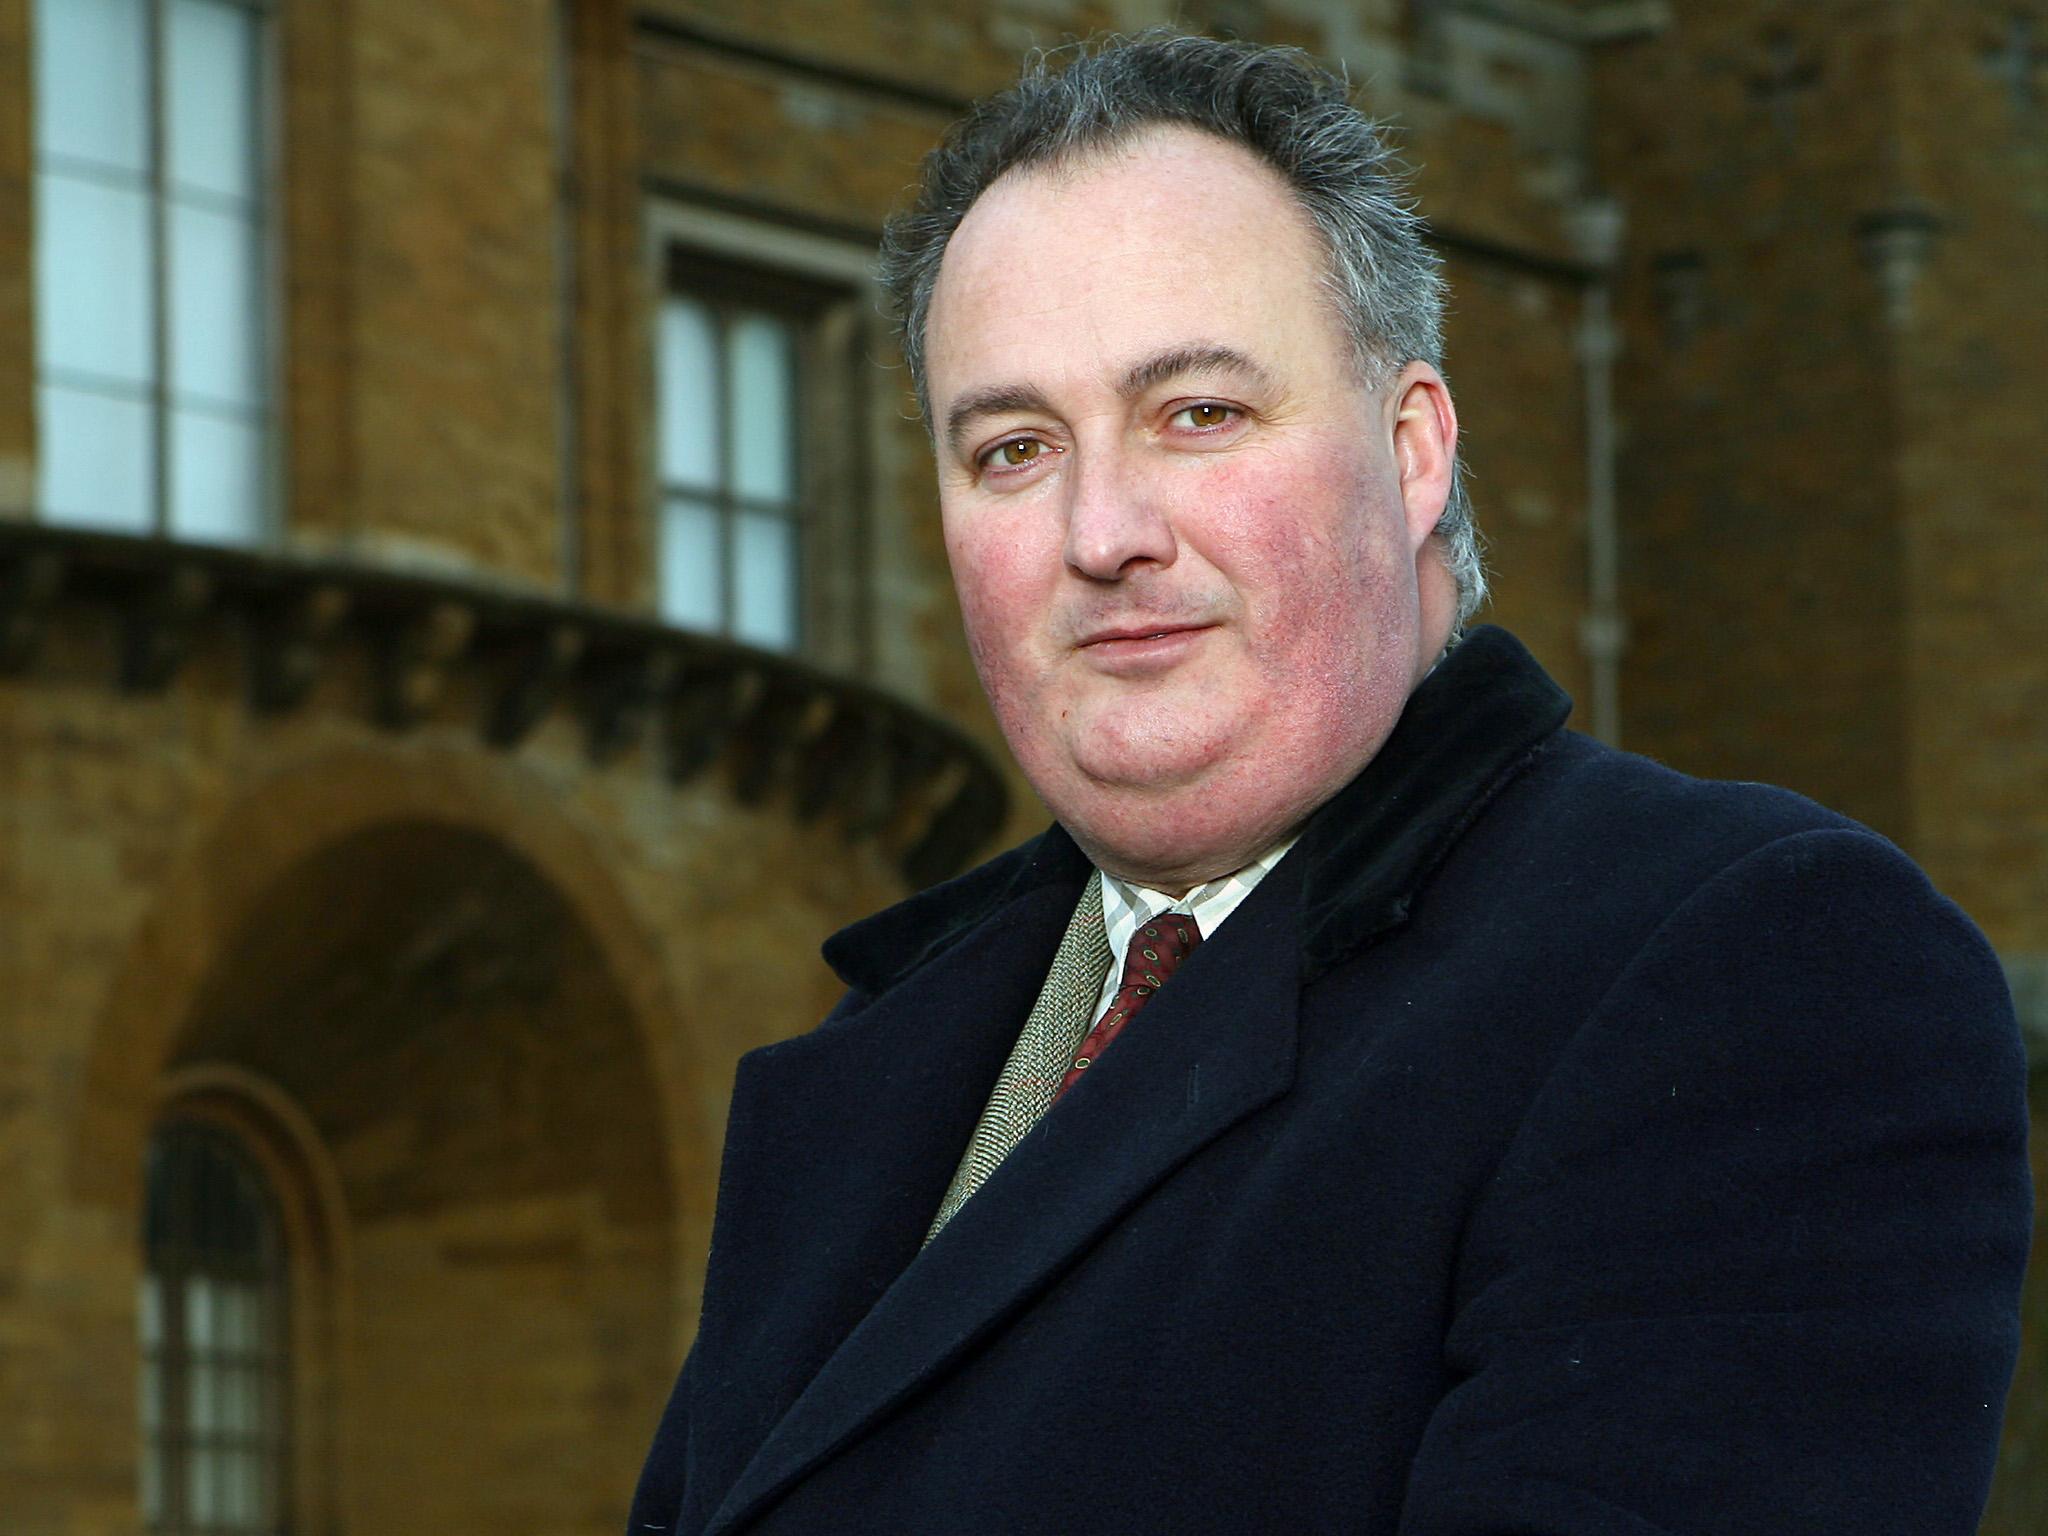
[{"x1": 0, "y1": 523, "x2": 1008, "y2": 889}]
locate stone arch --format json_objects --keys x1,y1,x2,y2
[
  {"x1": 73, "y1": 740, "x2": 714, "y2": 1245},
  {"x1": 70, "y1": 741, "x2": 713, "y2": 1535}
]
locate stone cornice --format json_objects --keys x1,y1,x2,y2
[{"x1": 0, "y1": 524, "x2": 1009, "y2": 889}]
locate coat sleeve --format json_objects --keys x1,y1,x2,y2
[{"x1": 1398, "y1": 828, "x2": 2032, "y2": 1535}]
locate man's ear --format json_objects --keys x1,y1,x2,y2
[{"x1": 1389, "y1": 361, "x2": 1458, "y2": 553}]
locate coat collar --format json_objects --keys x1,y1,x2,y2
[{"x1": 824, "y1": 625, "x2": 1573, "y2": 998}]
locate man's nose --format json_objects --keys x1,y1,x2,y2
[{"x1": 1061, "y1": 446, "x2": 1176, "y2": 581}]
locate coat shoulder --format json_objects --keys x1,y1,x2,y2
[
  {"x1": 1518, "y1": 729, "x2": 1864, "y2": 861},
  {"x1": 1467, "y1": 728, "x2": 1924, "y2": 924},
  {"x1": 1388, "y1": 728, "x2": 2007, "y2": 1061}
]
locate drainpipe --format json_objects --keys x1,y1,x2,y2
[{"x1": 1566, "y1": 194, "x2": 1627, "y2": 746}]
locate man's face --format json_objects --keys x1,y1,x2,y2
[{"x1": 924, "y1": 126, "x2": 1458, "y2": 892}]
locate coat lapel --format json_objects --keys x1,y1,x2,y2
[
  {"x1": 703, "y1": 852, "x2": 1305, "y2": 1536},
  {"x1": 686, "y1": 872, "x2": 1080, "y2": 1491}
]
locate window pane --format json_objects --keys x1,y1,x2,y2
[
  {"x1": 171, "y1": 407, "x2": 265, "y2": 544},
  {"x1": 189, "y1": 1355, "x2": 217, "y2": 1439},
  {"x1": 40, "y1": 384, "x2": 155, "y2": 531},
  {"x1": 168, "y1": 0, "x2": 262, "y2": 204},
  {"x1": 140, "y1": 1355, "x2": 161, "y2": 1432},
  {"x1": 186, "y1": 1274, "x2": 216, "y2": 1351},
  {"x1": 729, "y1": 311, "x2": 794, "y2": 502},
  {"x1": 732, "y1": 511, "x2": 797, "y2": 651},
  {"x1": 216, "y1": 1282, "x2": 244, "y2": 1356},
  {"x1": 35, "y1": 0, "x2": 149, "y2": 174},
  {"x1": 658, "y1": 298, "x2": 718, "y2": 487},
  {"x1": 188, "y1": 1439, "x2": 218, "y2": 1523},
  {"x1": 37, "y1": 171, "x2": 155, "y2": 384},
  {"x1": 228, "y1": 1447, "x2": 256, "y2": 1523},
  {"x1": 226, "y1": 1363, "x2": 257, "y2": 1433},
  {"x1": 660, "y1": 497, "x2": 721, "y2": 630},
  {"x1": 170, "y1": 201, "x2": 264, "y2": 409}
]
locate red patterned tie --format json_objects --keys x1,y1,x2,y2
[{"x1": 1056, "y1": 913, "x2": 1203, "y2": 1100}]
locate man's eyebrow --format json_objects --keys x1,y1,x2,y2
[
  {"x1": 940, "y1": 345, "x2": 1273, "y2": 457},
  {"x1": 944, "y1": 383, "x2": 1058, "y2": 457},
  {"x1": 1117, "y1": 344, "x2": 1274, "y2": 399}
]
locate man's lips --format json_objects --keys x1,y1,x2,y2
[
  {"x1": 1073, "y1": 622, "x2": 1217, "y2": 674},
  {"x1": 1076, "y1": 622, "x2": 1212, "y2": 648}
]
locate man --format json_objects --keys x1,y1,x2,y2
[{"x1": 630, "y1": 33, "x2": 2029, "y2": 1535}]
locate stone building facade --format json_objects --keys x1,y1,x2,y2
[{"x1": 0, "y1": 1, "x2": 2041, "y2": 1532}]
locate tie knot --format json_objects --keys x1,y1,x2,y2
[{"x1": 1118, "y1": 914, "x2": 1202, "y2": 995}]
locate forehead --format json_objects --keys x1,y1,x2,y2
[{"x1": 924, "y1": 126, "x2": 1344, "y2": 400}]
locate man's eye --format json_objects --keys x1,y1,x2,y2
[
  {"x1": 985, "y1": 437, "x2": 1047, "y2": 468},
  {"x1": 1171, "y1": 403, "x2": 1237, "y2": 430}
]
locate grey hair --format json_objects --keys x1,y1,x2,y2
[{"x1": 876, "y1": 29, "x2": 1487, "y2": 629}]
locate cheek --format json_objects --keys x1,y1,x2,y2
[
  {"x1": 1194, "y1": 455, "x2": 1419, "y2": 735},
  {"x1": 950, "y1": 540, "x2": 1025, "y2": 644},
  {"x1": 1200, "y1": 458, "x2": 1407, "y2": 630},
  {"x1": 946, "y1": 523, "x2": 1050, "y2": 698}
]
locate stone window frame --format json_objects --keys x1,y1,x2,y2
[{"x1": 644, "y1": 201, "x2": 876, "y2": 675}]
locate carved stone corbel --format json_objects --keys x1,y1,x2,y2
[
  {"x1": 488, "y1": 622, "x2": 585, "y2": 747},
  {"x1": 829, "y1": 714, "x2": 907, "y2": 838},
  {"x1": 375, "y1": 599, "x2": 475, "y2": 727},
  {"x1": 583, "y1": 644, "x2": 678, "y2": 764},
  {"x1": 727, "y1": 682, "x2": 820, "y2": 806},
  {"x1": 664, "y1": 664, "x2": 756, "y2": 782},
  {"x1": 248, "y1": 583, "x2": 352, "y2": 714},
  {"x1": 870, "y1": 734, "x2": 947, "y2": 850},
  {"x1": 0, "y1": 549, "x2": 64, "y2": 672},
  {"x1": 792, "y1": 701, "x2": 873, "y2": 824},
  {"x1": 121, "y1": 562, "x2": 215, "y2": 693},
  {"x1": 659, "y1": 663, "x2": 749, "y2": 786}
]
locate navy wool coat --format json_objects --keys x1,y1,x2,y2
[{"x1": 629, "y1": 627, "x2": 2030, "y2": 1535}]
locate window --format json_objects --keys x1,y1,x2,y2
[
  {"x1": 34, "y1": 0, "x2": 275, "y2": 543},
  {"x1": 657, "y1": 276, "x2": 802, "y2": 649},
  {"x1": 141, "y1": 1121, "x2": 290, "y2": 1535},
  {"x1": 648, "y1": 210, "x2": 877, "y2": 662}
]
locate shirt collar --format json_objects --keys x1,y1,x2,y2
[{"x1": 1098, "y1": 837, "x2": 1299, "y2": 961}]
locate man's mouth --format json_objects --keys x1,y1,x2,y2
[
  {"x1": 1077, "y1": 622, "x2": 1211, "y2": 648},
  {"x1": 1074, "y1": 622, "x2": 1217, "y2": 674}
]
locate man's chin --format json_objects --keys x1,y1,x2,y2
[
  {"x1": 1056, "y1": 719, "x2": 1233, "y2": 793},
  {"x1": 1071, "y1": 753, "x2": 1215, "y2": 794}
]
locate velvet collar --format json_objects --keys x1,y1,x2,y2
[{"x1": 823, "y1": 625, "x2": 1573, "y2": 996}]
